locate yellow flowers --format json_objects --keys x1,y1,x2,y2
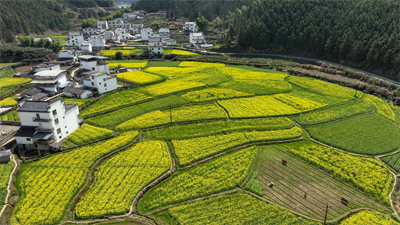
[
  {"x1": 137, "y1": 80, "x2": 205, "y2": 96},
  {"x1": 107, "y1": 60, "x2": 148, "y2": 69},
  {"x1": 363, "y1": 94, "x2": 396, "y2": 121},
  {"x1": 164, "y1": 193, "x2": 318, "y2": 225},
  {"x1": 75, "y1": 141, "x2": 170, "y2": 218},
  {"x1": 62, "y1": 97, "x2": 93, "y2": 107},
  {"x1": 11, "y1": 131, "x2": 139, "y2": 225},
  {"x1": 64, "y1": 124, "x2": 112, "y2": 146},
  {"x1": 0, "y1": 78, "x2": 31, "y2": 88},
  {"x1": 0, "y1": 161, "x2": 15, "y2": 207},
  {"x1": 173, "y1": 127, "x2": 302, "y2": 166},
  {"x1": 340, "y1": 210, "x2": 398, "y2": 225},
  {"x1": 181, "y1": 88, "x2": 253, "y2": 102},
  {"x1": 138, "y1": 147, "x2": 256, "y2": 213},
  {"x1": 166, "y1": 50, "x2": 199, "y2": 56},
  {"x1": 0, "y1": 97, "x2": 17, "y2": 106},
  {"x1": 277, "y1": 141, "x2": 393, "y2": 204},
  {"x1": 178, "y1": 61, "x2": 224, "y2": 67},
  {"x1": 218, "y1": 67, "x2": 287, "y2": 80},
  {"x1": 100, "y1": 50, "x2": 141, "y2": 57},
  {"x1": 117, "y1": 70, "x2": 163, "y2": 84}
]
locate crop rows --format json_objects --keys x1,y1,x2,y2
[
  {"x1": 62, "y1": 124, "x2": 112, "y2": 148},
  {"x1": 0, "y1": 109, "x2": 20, "y2": 121},
  {"x1": 107, "y1": 60, "x2": 147, "y2": 69},
  {"x1": 138, "y1": 147, "x2": 256, "y2": 213},
  {"x1": 363, "y1": 94, "x2": 396, "y2": 121},
  {"x1": 116, "y1": 103, "x2": 227, "y2": 131},
  {"x1": 218, "y1": 67, "x2": 287, "y2": 80},
  {"x1": 305, "y1": 113, "x2": 400, "y2": 155},
  {"x1": 163, "y1": 49, "x2": 199, "y2": 56},
  {"x1": 178, "y1": 61, "x2": 225, "y2": 67},
  {"x1": 257, "y1": 146, "x2": 389, "y2": 220},
  {"x1": 0, "y1": 97, "x2": 17, "y2": 106},
  {"x1": 172, "y1": 126, "x2": 302, "y2": 166},
  {"x1": 382, "y1": 152, "x2": 400, "y2": 173},
  {"x1": 0, "y1": 78, "x2": 31, "y2": 88},
  {"x1": 61, "y1": 97, "x2": 93, "y2": 107},
  {"x1": 149, "y1": 61, "x2": 181, "y2": 67},
  {"x1": 218, "y1": 79, "x2": 292, "y2": 95},
  {"x1": 75, "y1": 141, "x2": 170, "y2": 219},
  {"x1": 117, "y1": 70, "x2": 163, "y2": 85},
  {"x1": 157, "y1": 193, "x2": 318, "y2": 225},
  {"x1": 11, "y1": 132, "x2": 139, "y2": 225},
  {"x1": 86, "y1": 96, "x2": 188, "y2": 128},
  {"x1": 136, "y1": 80, "x2": 205, "y2": 96},
  {"x1": 295, "y1": 100, "x2": 374, "y2": 125},
  {"x1": 180, "y1": 88, "x2": 253, "y2": 102},
  {"x1": 0, "y1": 161, "x2": 15, "y2": 208},
  {"x1": 79, "y1": 89, "x2": 152, "y2": 117},
  {"x1": 340, "y1": 210, "x2": 398, "y2": 224},
  {"x1": 276, "y1": 141, "x2": 393, "y2": 204},
  {"x1": 145, "y1": 117, "x2": 293, "y2": 140}
]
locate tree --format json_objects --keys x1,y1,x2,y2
[
  {"x1": 115, "y1": 51, "x2": 123, "y2": 60},
  {"x1": 51, "y1": 41, "x2": 62, "y2": 53},
  {"x1": 81, "y1": 17, "x2": 96, "y2": 28},
  {"x1": 196, "y1": 12, "x2": 209, "y2": 31}
]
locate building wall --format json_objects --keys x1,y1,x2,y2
[
  {"x1": 33, "y1": 64, "x2": 60, "y2": 72},
  {"x1": 141, "y1": 28, "x2": 152, "y2": 41},
  {"x1": 93, "y1": 75, "x2": 117, "y2": 94},
  {"x1": 81, "y1": 91, "x2": 92, "y2": 99},
  {"x1": 57, "y1": 75, "x2": 67, "y2": 86},
  {"x1": 66, "y1": 36, "x2": 84, "y2": 46},
  {"x1": 89, "y1": 36, "x2": 106, "y2": 48},
  {"x1": 148, "y1": 46, "x2": 163, "y2": 54}
]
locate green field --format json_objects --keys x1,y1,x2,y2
[
  {"x1": 0, "y1": 110, "x2": 20, "y2": 121},
  {"x1": 62, "y1": 124, "x2": 112, "y2": 148},
  {"x1": 382, "y1": 152, "x2": 400, "y2": 173},
  {"x1": 149, "y1": 61, "x2": 181, "y2": 67},
  {"x1": 305, "y1": 113, "x2": 400, "y2": 155},
  {"x1": 0, "y1": 161, "x2": 15, "y2": 209}
]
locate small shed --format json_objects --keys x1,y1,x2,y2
[
  {"x1": 63, "y1": 87, "x2": 93, "y2": 99},
  {"x1": 0, "y1": 150, "x2": 12, "y2": 163}
]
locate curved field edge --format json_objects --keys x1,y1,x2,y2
[{"x1": 0, "y1": 155, "x2": 20, "y2": 224}]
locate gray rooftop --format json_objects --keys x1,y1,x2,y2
[
  {"x1": 69, "y1": 32, "x2": 81, "y2": 36},
  {"x1": 79, "y1": 55, "x2": 108, "y2": 60},
  {"x1": 64, "y1": 86, "x2": 90, "y2": 95},
  {"x1": 15, "y1": 126, "x2": 37, "y2": 137},
  {"x1": 0, "y1": 150, "x2": 12, "y2": 158},
  {"x1": 18, "y1": 101, "x2": 51, "y2": 112}
]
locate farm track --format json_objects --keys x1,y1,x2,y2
[
  {"x1": 66, "y1": 133, "x2": 143, "y2": 219},
  {"x1": 257, "y1": 146, "x2": 391, "y2": 221},
  {"x1": 0, "y1": 155, "x2": 18, "y2": 217},
  {"x1": 60, "y1": 214, "x2": 156, "y2": 225}
]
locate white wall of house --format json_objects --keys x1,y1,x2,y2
[
  {"x1": 190, "y1": 33, "x2": 206, "y2": 44},
  {"x1": 58, "y1": 50, "x2": 78, "y2": 62},
  {"x1": 15, "y1": 136, "x2": 34, "y2": 145},
  {"x1": 66, "y1": 35, "x2": 84, "y2": 47},
  {"x1": 32, "y1": 64, "x2": 60, "y2": 72},
  {"x1": 81, "y1": 28, "x2": 98, "y2": 35},
  {"x1": 81, "y1": 60, "x2": 109, "y2": 74},
  {"x1": 141, "y1": 28, "x2": 152, "y2": 41},
  {"x1": 185, "y1": 22, "x2": 197, "y2": 32},
  {"x1": 88, "y1": 35, "x2": 106, "y2": 48},
  {"x1": 79, "y1": 42, "x2": 93, "y2": 52},
  {"x1": 83, "y1": 74, "x2": 117, "y2": 94}
]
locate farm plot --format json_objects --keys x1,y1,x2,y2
[
  {"x1": 180, "y1": 88, "x2": 253, "y2": 102},
  {"x1": 218, "y1": 95, "x2": 323, "y2": 118},
  {"x1": 0, "y1": 161, "x2": 15, "y2": 209},
  {"x1": 107, "y1": 60, "x2": 148, "y2": 69},
  {"x1": 0, "y1": 110, "x2": 20, "y2": 121},
  {"x1": 75, "y1": 141, "x2": 170, "y2": 219},
  {"x1": 145, "y1": 117, "x2": 293, "y2": 140},
  {"x1": 256, "y1": 146, "x2": 390, "y2": 221},
  {"x1": 0, "y1": 97, "x2": 17, "y2": 106},
  {"x1": 178, "y1": 61, "x2": 225, "y2": 67},
  {"x1": 62, "y1": 124, "x2": 112, "y2": 148},
  {"x1": 276, "y1": 141, "x2": 393, "y2": 204},
  {"x1": 295, "y1": 100, "x2": 374, "y2": 125},
  {"x1": 117, "y1": 71, "x2": 163, "y2": 85},
  {"x1": 218, "y1": 79, "x2": 292, "y2": 95},
  {"x1": 138, "y1": 147, "x2": 256, "y2": 213},
  {"x1": 11, "y1": 131, "x2": 139, "y2": 225},
  {"x1": 116, "y1": 103, "x2": 227, "y2": 131},
  {"x1": 149, "y1": 61, "x2": 181, "y2": 67},
  {"x1": 0, "y1": 78, "x2": 31, "y2": 88},
  {"x1": 305, "y1": 113, "x2": 400, "y2": 155},
  {"x1": 340, "y1": 210, "x2": 398, "y2": 225},
  {"x1": 61, "y1": 97, "x2": 93, "y2": 107},
  {"x1": 178, "y1": 67, "x2": 232, "y2": 86},
  {"x1": 153, "y1": 193, "x2": 318, "y2": 225},
  {"x1": 391, "y1": 104, "x2": 400, "y2": 126},
  {"x1": 86, "y1": 96, "x2": 188, "y2": 128},
  {"x1": 363, "y1": 94, "x2": 396, "y2": 121},
  {"x1": 382, "y1": 152, "x2": 400, "y2": 173},
  {"x1": 163, "y1": 49, "x2": 199, "y2": 56},
  {"x1": 136, "y1": 80, "x2": 205, "y2": 96},
  {"x1": 218, "y1": 67, "x2": 287, "y2": 80},
  {"x1": 79, "y1": 89, "x2": 152, "y2": 118},
  {"x1": 172, "y1": 126, "x2": 302, "y2": 166},
  {"x1": 100, "y1": 50, "x2": 142, "y2": 57}
]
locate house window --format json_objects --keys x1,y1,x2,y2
[
  {"x1": 26, "y1": 138, "x2": 31, "y2": 141},
  {"x1": 99, "y1": 82, "x2": 101, "y2": 85},
  {"x1": 57, "y1": 128, "x2": 61, "y2": 134},
  {"x1": 52, "y1": 109, "x2": 57, "y2": 115},
  {"x1": 55, "y1": 118, "x2": 59, "y2": 124},
  {"x1": 66, "y1": 131, "x2": 69, "y2": 134},
  {"x1": 91, "y1": 82, "x2": 94, "y2": 86},
  {"x1": 103, "y1": 78, "x2": 106, "y2": 82},
  {"x1": 104, "y1": 83, "x2": 107, "y2": 87}
]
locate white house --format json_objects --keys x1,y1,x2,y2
[
  {"x1": 78, "y1": 41, "x2": 92, "y2": 53},
  {"x1": 81, "y1": 27, "x2": 99, "y2": 35},
  {"x1": 97, "y1": 21, "x2": 108, "y2": 29},
  {"x1": 190, "y1": 32, "x2": 206, "y2": 44},
  {"x1": 32, "y1": 70, "x2": 68, "y2": 93},
  {"x1": 79, "y1": 55, "x2": 110, "y2": 74},
  {"x1": 63, "y1": 86, "x2": 93, "y2": 99},
  {"x1": 184, "y1": 22, "x2": 197, "y2": 32},
  {"x1": 15, "y1": 98, "x2": 80, "y2": 152},
  {"x1": 123, "y1": 12, "x2": 137, "y2": 20},
  {"x1": 159, "y1": 28, "x2": 170, "y2": 37},
  {"x1": 108, "y1": 18, "x2": 124, "y2": 28},
  {"x1": 132, "y1": 24, "x2": 144, "y2": 30},
  {"x1": 162, "y1": 37, "x2": 177, "y2": 46},
  {"x1": 66, "y1": 32, "x2": 84, "y2": 47},
  {"x1": 141, "y1": 28, "x2": 153, "y2": 41},
  {"x1": 148, "y1": 37, "x2": 163, "y2": 54},
  {"x1": 58, "y1": 50, "x2": 79, "y2": 63},
  {"x1": 81, "y1": 71, "x2": 117, "y2": 94},
  {"x1": 31, "y1": 62, "x2": 60, "y2": 72},
  {"x1": 88, "y1": 34, "x2": 106, "y2": 49},
  {"x1": 104, "y1": 30, "x2": 120, "y2": 42}
]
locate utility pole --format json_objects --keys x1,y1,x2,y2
[{"x1": 324, "y1": 203, "x2": 329, "y2": 224}]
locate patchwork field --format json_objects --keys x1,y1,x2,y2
[{"x1": 9, "y1": 61, "x2": 400, "y2": 224}]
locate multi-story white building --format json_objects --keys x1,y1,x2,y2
[
  {"x1": 66, "y1": 32, "x2": 84, "y2": 47},
  {"x1": 31, "y1": 62, "x2": 60, "y2": 72},
  {"x1": 79, "y1": 55, "x2": 110, "y2": 74},
  {"x1": 104, "y1": 30, "x2": 120, "y2": 42},
  {"x1": 108, "y1": 18, "x2": 124, "y2": 28},
  {"x1": 31, "y1": 70, "x2": 68, "y2": 93},
  {"x1": 15, "y1": 98, "x2": 80, "y2": 152},
  {"x1": 162, "y1": 37, "x2": 177, "y2": 46},
  {"x1": 78, "y1": 41, "x2": 93, "y2": 53},
  {"x1": 190, "y1": 32, "x2": 206, "y2": 44},
  {"x1": 123, "y1": 12, "x2": 137, "y2": 20},
  {"x1": 81, "y1": 71, "x2": 117, "y2": 94},
  {"x1": 184, "y1": 22, "x2": 197, "y2": 32},
  {"x1": 88, "y1": 34, "x2": 106, "y2": 49},
  {"x1": 148, "y1": 37, "x2": 163, "y2": 54},
  {"x1": 159, "y1": 28, "x2": 170, "y2": 37},
  {"x1": 141, "y1": 28, "x2": 153, "y2": 41},
  {"x1": 97, "y1": 21, "x2": 108, "y2": 29},
  {"x1": 58, "y1": 50, "x2": 79, "y2": 63},
  {"x1": 132, "y1": 24, "x2": 144, "y2": 30},
  {"x1": 81, "y1": 27, "x2": 99, "y2": 35}
]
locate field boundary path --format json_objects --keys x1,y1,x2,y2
[
  {"x1": 60, "y1": 214, "x2": 156, "y2": 225},
  {"x1": 0, "y1": 155, "x2": 18, "y2": 217},
  {"x1": 130, "y1": 142, "x2": 176, "y2": 214},
  {"x1": 389, "y1": 172, "x2": 399, "y2": 219},
  {"x1": 66, "y1": 133, "x2": 143, "y2": 219}
]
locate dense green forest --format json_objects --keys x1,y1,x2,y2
[
  {"x1": 0, "y1": 0, "x2": 113, "y2": 42},
  {"x1": 134, "y1": 0, "x2": 400, "y2": 80}
]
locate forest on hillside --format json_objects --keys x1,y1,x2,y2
[{"x1": 134, "y1": 0, "x2": 400, "y2": 81}]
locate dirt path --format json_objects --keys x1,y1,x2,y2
[
  {"x1": 0, "y1": 155, "x2": 18, "y2": 217},
  {"x1": 70, "y1": 67, "x2": 80, "y2": 78}
]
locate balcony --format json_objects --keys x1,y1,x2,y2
[
  {"x1": 32, "y1": 117, "x2": 52, "y2": 122},
  {"x1": 35, "y1": 127, "x2": 54, "y2": 132}
]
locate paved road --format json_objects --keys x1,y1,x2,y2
[{"x1": 211, "y1": 52, "x2": 400, "y2": 86}]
